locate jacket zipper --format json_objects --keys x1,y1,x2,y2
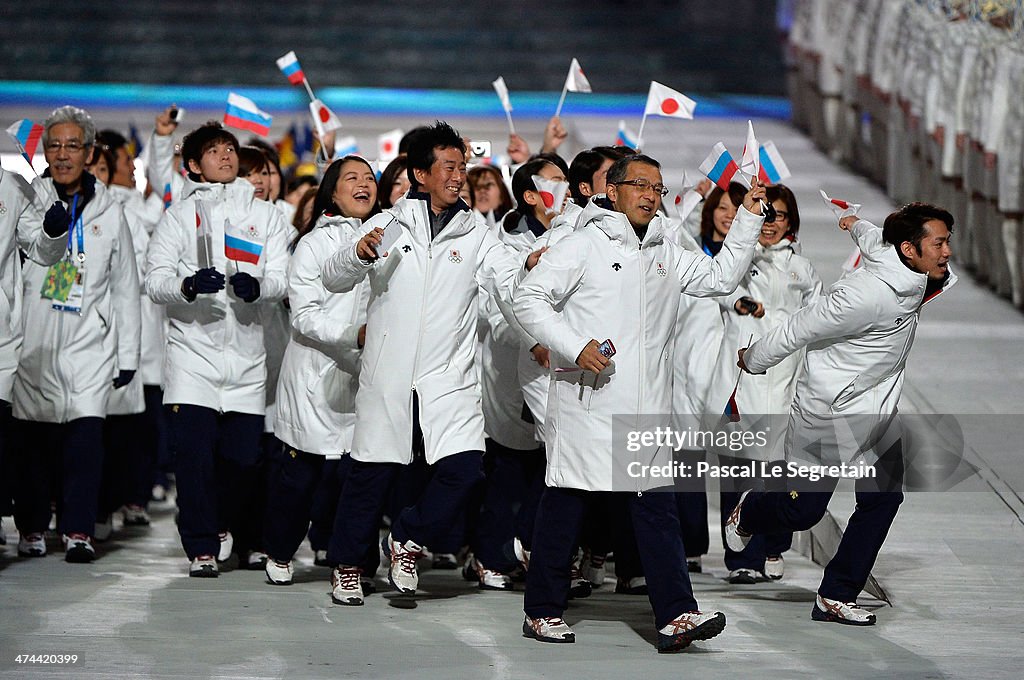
[
  {"x1": 636, "y1": 237, "x2": 646, "y2": 495},
  {"x1": 410, "y1": 203, "x2": 433, "y2": 392}
]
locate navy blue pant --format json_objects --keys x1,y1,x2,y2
[
  {"x1": 473, "y1": 439, "x2": 545, "y2": 572},
  {"x1": 0, "y1": 401, "x2": 13, "y2": 516},
  {"x1": 144, "y1": 386, "x2": 172, "y2": 491},
  {"x1": 525, "y1": 487, "x2": 698, "y2": 629},
  {"x1": 307, "y1": 457, "x2": 343, "y2": 552},
  {"x1": 738, "y1": 445, "x2": 904, "y2": 601},
  {"x1": 676, "y1": 492, "x2": 710, "y2": 559},
  {"x1": 100, "y1": 412, "x2": 152, "y2": 514},
  {"x1": 12, "y1": 417, "x2": 105, "y2": 537},
  {"x1": 718, "y1": 455, "x2": 792, "y2": 571},
  {"x1": 167, "y1": 405, "x2": 263, "y2": 559}
]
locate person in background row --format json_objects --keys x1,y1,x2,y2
[
  {"x1": 146, "y1": 122, "x2": 290, "y2": 577},
  {"x1": 12, "y1": 105, "x2": 141, "y2": 563},
  {"x1": 377, "y1": 155, "x2": 410, "y2": 211},
  {"x1": 467, "y1": 164, "x2": 514, "y2": 232}
]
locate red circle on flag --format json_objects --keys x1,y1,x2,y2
[
  {"x1": 319, "y1": 108, "x2": 330, "y2": 123},
  {"x1": 674, "y1": 194, "x2": 681, "y2": 205},
  {"x1": 660, "y1": 98, "x2": 680, "y2": 115},
  {"x1": 540, "y1": 191, "x2": 554, "y2": 208},
  {"x1": 383, "y1": 141, "x2": 394, "y2": 153}
]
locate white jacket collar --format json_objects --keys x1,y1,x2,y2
[
  {"x1": 181, "y1": 177, "x2": 256, "y2": 208},
  {"x1": 861, "y1": 242, "x2": 958, "y2": 302},
  {"x1": 578, "y1": 194, "x2": 666, "y2": 250},
  {"x1": 391, "y1": 193, "x2": 477, "y2": 241}
]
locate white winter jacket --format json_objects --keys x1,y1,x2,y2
[
  {"x1": 0, "y1": 169, "x2": 65, "y2": 401},
  {"x1": 145, "y1": 178, "x2": 290, "y2": 415},
  {"x1": 321, "y1": 194, "x2": 525, "y2": 465},
  {"x1": 743, "y1": 219, "x2": 957, "y2": 467},
  {"x1": 513, "y1": 197, "x2": 762, "y2": 491},
  {"x1": 275, "y1": 215, "x2": 368, "y2": 455},
  {"x1": 14, "y1": 178, "x2": 141, "y2": 422}
]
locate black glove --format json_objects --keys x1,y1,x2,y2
[
  {"x1": 229, "y1": 272, "x2": 261, "y2": 303},
  {"x1": 43, "y1": 202, "x2": 71, "y2": 237},
  {"x1": 181, "y1": 267, "x2": 226, "y2": 301},
  {"x1": 112, "y1": 369, "x2": 136, "y2": 389}
]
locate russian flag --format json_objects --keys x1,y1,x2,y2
[
  {"x1": 162, "y1": 182, "x2": 172, "y2": 210},
  {"x1": 723, "y1": 388, "x2": 741, "y2": 423},
  {"x1": 757, "y1": 141, "x2": 791, "y2": 184},
  {"x1": 224, "y1": 93, "x2": 273, "y2": 137},
  {"x1": 276, "y1": 51, "x2": 305, "y2": 86},
  {"x1": 699, "y1": 142, "x2": 746, "y2": 191},
  {"x1": 6, "y1": 119, "x2": 44, "y2": 164},
  {"x1": 224, "y1": 221, "x2": 264, "y2": 265},
  {"x1": 615, "y1": 120, "x2": 638, "y2": 149}
]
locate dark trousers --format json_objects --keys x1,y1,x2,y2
[
  {"x1": 143, "y1": 385, "x2": 171, "y2": 490},
  {"x1": 100, "y1": 412, "x2": 152, "y2": 514},
  {"x1": 525, "y1": 487, "x2": 698, "y2": 629},
  {"x1": 0, "y1": 401, "x2": 13, "y2": 516},
  {"x1": 13, "y1": 417, "x2": 105, "y2": 537},
  {"x1": 738, "y1": 445, "x2": 905, "y2": 601},
  {"x1": 718, "y1": 455, "x2": 791, "y2": 571},
  {"x1": 473, "y1": 439, "x2": 545, "y2": 572},
  {"x1": 676, "y1": 491, "x2": 709, "y2": 558},
  {"x1": 232, "y1": 433, "x2": 275, "y2": 557},
  {"x1": 167, "y1": 404, "x2": 263, "y2": 559},
  {"x1": 307, "y1": 457, "x2": 344, "y2": 552}
]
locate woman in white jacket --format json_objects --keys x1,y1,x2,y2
[
  {"x1": 145, "y1": 123, "x2": 290, "y2": 577},
  {"x1": 704, "y1": 185, "x2": 822, "y2": 583},
  {"x1": 263, "y1": 157, "x2": 376, "y2": 588},
  {"x1": 12, "y1": 106, "x2": 141, "y2": 563}
]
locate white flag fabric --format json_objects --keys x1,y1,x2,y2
[
  {"x1": 532, "y1": 175, "x2": 570, "y2": 216},
  {"x1": 492, "y1": 76, "x2": 513, "y2": 112},
  {"x1": 309, "y1": 99, "x2": 343, "y2": 138},
  {"x1": 739, "y1": 120, "x2": 759, "y2": 180},
  {"x1": 378, "y1": 128, "x2": 403, "y2": 163},
  {"x1": 564, "y1": 58, "x2": 592, "y2": 93},
  {"x1": 643, "y1": 81, "x2": 696, "y2": 119},
  {"x1": 819, "y1": 189, "x2": 863, "y2": 220}
]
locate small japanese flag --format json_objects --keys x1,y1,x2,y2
[
  {"x1": 819, "y1": 189, "x2": 862, "y2": 219},
  {"x1": 308, "y1": 99, "x2": 343, "y2": 138},
  {"x1": 643, "y1": 81, "x2": 696, "y2": 119},
  {"x1": 739, "y1": 120, "x2": 759, "y2": 180},
  {"x1": 378, "y1": 128, "x2": 403, "y2": 163},
  {"x1": 564, "y1": 58, "x2": 592, "y2": 93},
  {"x1": 532, "y1": 175, "x2": 570, "y2": 216},
  {"x1": 492, "y1": 76, "x2": 513, "y2": 112}
]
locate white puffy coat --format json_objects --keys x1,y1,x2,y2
[
  {"x1": 743, "y1": 220, "x2": 956, "y2": 467},
  {"x1": 513, "y1": 198, "x2": 762, "y2": 491},
  {"x1": 321, "y1": 194, "x2": 524, "y2": 465},
  {"x1": 14, "y1": 178, "x2": 141, "y2": 422},
  {"x1": 145, "y1": 178, "x2": 290, "y2": 415},
  {"x1": 705, "y1": 239, "x2": 823, "y2": 461},
  {"x1": 0, "y1": 169, "x2": 65, "y2": 401},
  {"x1": 275, "y1": 215, "x2": 368, "y2": 455}
]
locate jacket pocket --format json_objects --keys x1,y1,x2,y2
[
  {"x1": 830, "y1": 375, "x2": 860, "y2": 411},
  {"x1": 363, "y1": 329, "x2": 388, "y2": 383}
]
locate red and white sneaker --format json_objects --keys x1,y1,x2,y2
[
  {"x1": 657, "y1": 611, "x2": 727, "y2": 653},
  {"x1": 331, "y1": 566, "x2": 364, "y2": 605},
  {"x1": 190, "y1": 554, "x2": 218, "y2": 578},
  {"x1": 811, "y1": 594, "x2": 876, "y2": 626},
  {"x1": 724, "y1": 489, "x2": 752, "y2": 552},
  {"x1": 18, "y1": 532, "x2": 47, "y2": 558},
  {"x1": 381, "y1": 533, "x2": 423, "y2": 594},
  {"x1": 217, "y1": 531, "x2": 233, "y2": 562},
  {"x1": 63, "y1": 533, "x2": 96, "y2": 563},
  {"x1": 523, "y1": 615, "x2": 575, "y2": 643}
]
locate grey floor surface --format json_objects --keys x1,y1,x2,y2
[{"x1": 1, "y1": 113, "x2": 1023, "y2": 679}]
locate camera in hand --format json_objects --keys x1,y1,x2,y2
[
  {"x1": 737, "y1": 297, "x2": 759, "y2": 314},
  {"x1": 597, "y1": 338, "x2": 616, "y2": 359},
  {"x1": 469, "y1": 140, "x2": 492, "y2": 159}
]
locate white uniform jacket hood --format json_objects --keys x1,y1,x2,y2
[
  {"x1": 145, "y1": 178, "x2": 290, "y2": 415},
  {"x1": 513, "y1": 196, "x2": 763, "y2": 491},
  {"x1": 321, "y1": 194, "x2": 526, "y2": 465}
]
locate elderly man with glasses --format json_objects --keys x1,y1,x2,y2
[{"x1": 513, "y1": 153, "x2": 766, "y2": 652}]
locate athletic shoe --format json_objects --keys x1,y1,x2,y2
[
  {"x1": 217, "y1": 531, "x2": 233, "y2": 562},
  {"x1": 522, "y1": 616, "x2": 575, "y2": 643},
  {"x1": 18, "y1": 532, "x2": 47, "y2": 557},
  {"x1": 265, "y1": 559, "x2": 293, "y2": 585},
  {"x1": 381, "y1": 533, "x2": 423, "y2": 594},
  {"x1": 728, "y1": 568, "x2": 761, "y2": 584},
  {"x1": 657, "y1": 611, "x2": 727, "y2": 653},
  {"x1": 811, "y1": 594, "x2": 876, "y2": 626},
  {"x1": 764, "y1": 555, "x2": 785, "y2": 580},
  {"x1": 431, "y1": 552, "x2": 458, "y2": 570},
  {"x1": 512, "y1": 536, "x2": 530, "y2": 571},
  {"x1": 122, "y1": 505, "x2": 151, "y2": 526},
  {"x1": 313, "y1": 549, "x2": 329, "y2": 567},
  {"x1": 568, "y1": 557, "x2": 593, "y2": 599},
  {"x1": 581, "y1": 549, "x2": 607, "y2": 587},
  {"x1": 723, "y1": 489, "x2": 752, "y2": 552},
  {"x1": 94, "y1": 515, "x2": 113, "y2": 542},
  {"x1": 63, "y1": 533, "x2": 96, "y2": 563},
  {"x1": 473, "y1": 558, "x2": 513, "y2": 591},
  {"x1": 151, "y1": 484, "x2": 167, "y2": 502},
  {"x1": 331, "y1": 566, "x2": 364, "y2": 605},
  {"x1": 615, "y1": 576, "x2": 648, "y2": 595},
  {"x1": 245, "y1": 551, "x2": 269, "y2": 570},
  {"x1": 461, "y1": 552, "x2": 480, "y2": 582},
  {"x1": 687, "y1": 556, "x2": 703, "y2": 573},
  {"x1": 190, "y1": 554, "x2": 218, "y2": 578}
]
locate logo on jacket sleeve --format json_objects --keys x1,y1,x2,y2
[
  {"x1": 402, "y1": 244, "x2": 412, "y2": 253},
  {"x1": 612, "y1": 262, "x2": 621, "y2": 271},
  {"x1": 448, "y1": 249, "x2": 463, "y2": 263},
  {"x1": 656, "y1": 262, "x2": 667, "y2": 277}
]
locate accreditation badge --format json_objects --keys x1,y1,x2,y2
[{"x1": 41, "y1": 259, "x2": 86, "y2": 314}]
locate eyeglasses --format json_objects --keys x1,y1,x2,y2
[
  {"x1": 44, "y1": 141, "x2": 88, "y2": 154},
  {"x1": 613, "y1": 178, "x2": 669, "y2": 197},
  {"x1": 765, "y1": 210, "x2": 789, "y2": 223}
]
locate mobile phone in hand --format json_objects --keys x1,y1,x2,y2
[
  {"x1": 737, "y1": 297, "x2": 759, "y2": 314},
  {"x1": 597, "y1": 338, "x2": 616, "y2": 359}
]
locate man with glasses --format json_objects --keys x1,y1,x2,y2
[{"x1": 513, "y1": 153, "x2": 766, "y2": 651}]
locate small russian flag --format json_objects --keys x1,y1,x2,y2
[
  {"x1": 224, "y1": 220, "x2": 263, "y2": 265},
  {"x1": 757, "y1": 141, "x2": 791, "y2": 184},
  {"x1": 276, "y1": 51, "x2": 305, "y2": 86},
  {"x1": 615, "y1": 120, "x2": 638, "y2": 149},
  {"x1": 224, "y1": 93, "x2": 273, "y2": 137},
  {"x1": 724, "y1": 388, "x2": 741, "y2": 423},
  {"x1": 162, "y1": 182, "x2": 172, "y2": 210},
  {"x1": 699, "y1": 142, "x2": 746, "y2": 191},
  {"x1": 6, "y1": 119, "x2": 45, "y2": 165}
]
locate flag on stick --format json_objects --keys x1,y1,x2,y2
[
  {"x1": 554, "y1": 58, "x2": 592, "y2": 117},
  {"x1": 378, "y1": 129, "x2": 403, "y2": 163},
  {"x1": 224, "y1": 93, "x2": 273, "y2": 137},
  {"x1": 643, "y1": 81, "x2": 696, "y2": 119},
  {"x1": 224, "y1": 219, "x2": 264, "y2": 265},
  {"x1": 699, "y1": 142, "x2": 748, "y2": 190},
  {"x1": 492, "y1": 76, "x2": 515, "y2": 135},
  {"x1": 758, "y1": 141, "x2": 791, "y2": 184},
  {"x1": 6, "y1": 119, "x2": 44, "y2": 169},
  {"x1": 276, "y1": 51, "x2": 306, "y2": 86},
  {"x1": 739, "y1": 120, "x2": 760, "y2": 182},
  {"x1": 615, "y1": 120, "x2": 638, "y2": 149},
  {"x1": 308, "y1": 99, "x2": 343, "y2": 138},
  {"x1": 819, "y1": 189, "x2": 862, "y2": 219}
]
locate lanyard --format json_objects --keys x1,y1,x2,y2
[{"x1": 64, "y1": 194, "x2": 85, "y2": 263}]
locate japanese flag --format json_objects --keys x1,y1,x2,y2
[
  {"x1": 819, "y1": 189, "x2": 862, "y2": 219},
  {"x1": 309, "y1": 99, "x2": 343, "y2": 138},
  {"x1": 492, "y1": 76, "x2": 513, "y2": 112},
  {"x1": 739, "y1": 120, "x2": 759, "y2": 180},
  {"x1": 564, "y1": 58, "x2": 592, "y2": 93},
  {"x1": 532, "y1": 175, "x2": 570, "y2": 216},
  {"x1": 643, "y1": 81, "x2": 696, "y2": 119},
  {"x1": 378, "y1": 128, "x2": 403, "y2": 163}
]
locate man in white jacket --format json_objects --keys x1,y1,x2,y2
[
  {"x1": 513, "y1": 153, "x2": 765, "y2": 652},
  {"x1": 320, "y1": 122, "x2": 538, "y2": 604},
  {"x1": 728, "y1": 202, "x2": 957, "y2": 626}
]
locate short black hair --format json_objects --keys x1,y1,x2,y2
[
  {"x1": 97, "y1": 129, "x2": 128, "y2": 153},
  {"x1": 882, "y1": 202, "x2": 955, "y2": 254},
  {"x1": 605, "y1": 154, "x2": 661, "y2": 187},
  {"x1": 700, "y1": 182, "x2": 748, "y2": 243},
  {"x1": 765, "y1": 183, "x2": 801, "y2": 237},
  {"x1": 568, "y1": 146, "x2": 631, "y2": 205},
  {"x1": 181, "y1": 122, "x2": 240, "y2": 181},
  {"x1": 405, "y1": 121, "x2": 466, "y2": 188}
]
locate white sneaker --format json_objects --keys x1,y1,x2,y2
[
  {"x1": 190, "y1": 554, "x2": 218, "y2": 578},
  {"x1": 63, "y1": 533, "x2": 96, "y2": 563},
  {"x1": 94, "y1": 515, "x2": 113, "y2": 542},
  {"x1": 724, "y1": 489, "x2": 752, "y2": 552},
  {"x1": 513, "y1": 536, "x2": 530, "y2": 571},
  {"x1": 217, "y1": 531, "x2": 233, "y2": 562},
  {"x1": 265, "y1": 559, "x2": 293, "y2": 585},
  {"x1": 313, "y1": 549, "x2": 329, "y2": 567},
  {"x1": 568, "y1": 554, "x2": 592, "y2": 599},
  {"x1": 581, "y1": 549, "x2": 607, "y2": 587},
  {"x1": 121, "y1": 504, "x2": 151, "y2": 526},
  {"x1": 615, "y1": 576, "x2": 647, "y2": 595},
  {"x1": 812, "y1": 594, "x2": 876, "y2": 626},
  {"x1": 245, "y1": 551, "x2": 268, "y2": 571},
  {"x1": 331, "y1": 566, "x2": 364, "y2": 605},
  {"x1": 18, "y1": 532, "x2": 47, "y2": 557},
  {"x1": 764, "y1": 555, "x2": 785, "y2": 580},
  {"x1": 381, "y1": 532, "x2": 423, "y2": 594},
  {"x1": 728, "y1": 568, "x2": 761, "y2": 584},
  {"x1": 473, "y1": 558, "x2": 513, "y2": 591},
  {"x1": 657, "y1": 611, "x2": 727, "y2": 653},
  {"x1": 522, "y1": 615, "x2": 575, "y2": 643}
]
